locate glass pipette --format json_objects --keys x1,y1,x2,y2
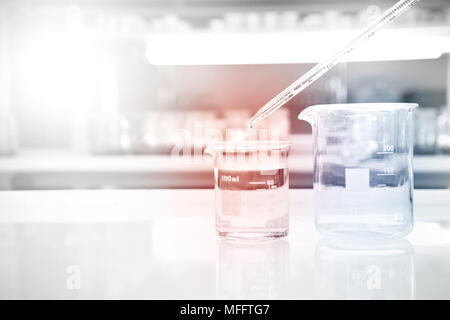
[{"x1": 247, "y1": 0, "x2": 420, "y2": 129}]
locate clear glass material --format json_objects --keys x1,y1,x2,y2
[
  {"x1": 299, "y1": 103, "x2": 417, "y2": 239},
  {"x1": 438, "y1": 110, "x2": 450, "y2": 154},
  {"x1": 206, "y1": 141, "x2": 290, "y2": 240}
]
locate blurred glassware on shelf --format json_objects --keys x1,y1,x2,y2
[
  {"x1": 324, "y1": 64, "x2": 348, "y2": 104},
  {"x1": 152, "y1": 14, "x2": 191, "y2": 33},
  {"x1": 84, "y1": 107, "x2": 290, "y2": 157},
  {"x1": 322, "y1": 10, "x2": 341, "y2": 29},
  {"x1": 209, "y1": 18, "x2": 226, "y2": 32},
  {"x1": 88, "y1": 111, "x2": 132, "y2": 155},
  {"x1": 180, "y1": 110, "x2": 217, "y2": 155},
  {"x1": 177, "y1": 3, "x2": 450, "y2": 34},
  {"x1": 121, "y1": 110, "x2": 222, "y2": 155},
  {"x1": 0, "y1": 111, "x2": 18, "y2": 156},
  {"x1": 438, "y1": 109, "x2": 450, "y2": 154},
  {"x1": 244, "y1": 12, "x2": 260, "y2": 31},
  {"x1": 3, "y1": 2, "x2": 448, "y2": 158},
  {"x1": 263, "y1": 11, "x2": 279, "y2": 31},
  {"x1": 136, "y1": 111, "x2": 185, "y2": 154},
  {"x1": 280, "y1": 11, "x2": 298, "y2": 30},
  {"x1": 224, "y1": 12, "x2": 245, "y2": 32},
  {"x1": 352, "y1": 78, "x2": 399, "y2": 103},
  {"x1": 223, "y1": 109, "x2": 251, "y2": 130},
  {"x1": 358, "y1": 5, "x2": 382, "y2": 27},
  {"x1": 414, "y1": 107, "x2": 439, "y2": 155},
  {"x1": 301, "y1": 12, "x2": 325, "y2": 29}
]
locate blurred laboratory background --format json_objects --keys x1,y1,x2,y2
[{"x1": 0, "y1": 0, "x2": 449, "y2": 190}]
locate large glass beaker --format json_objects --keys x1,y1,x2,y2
[{"x1": 299, "y1": 103, "x2": 417, "y2": 239}]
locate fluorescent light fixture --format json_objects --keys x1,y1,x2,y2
[{"x1": 146, "y1": 27, "x2": 450, "y2": 65}]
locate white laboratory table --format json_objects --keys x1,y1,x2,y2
[{"x1": 0, "y1": 189, "x2": 449, "y2": 300}]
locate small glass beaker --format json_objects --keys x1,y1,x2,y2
[
  {"x1": 298, "y1": 103, "x2": 417, "y2": 239},
  {"x1": 206, "y1": 141, "x2": 290, "y2": 240}
]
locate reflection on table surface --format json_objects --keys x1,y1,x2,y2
[
  {"x1": 0, "y1": 218, "x2": 450, "y2": 299},
  {"x1": 216, "y1": 238, "x2": 290, "y2": 299},
  {"x1": 314, "y1": 239, "x2": 415, "y2": 300}
]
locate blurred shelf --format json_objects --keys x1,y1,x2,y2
[
  {"x1": 0, "y1": 149, "x2": 449, "y2": 172},
  {"x1": 0, "y1": 149, "x2": 449, "y2": 189},
  {"x1": 0, "y1": 151, "x2": 209, "y2": 173},
  {"x1": 413, "y1": 155, "x2": 450, "y2": 173}
]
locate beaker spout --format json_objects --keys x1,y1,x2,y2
[
  {"x1": 204, "y1": 146, "x2": 215, "y2": 157},
  {"x1": 297, "y1": 106, "x2": 316, "y2": 125}
]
